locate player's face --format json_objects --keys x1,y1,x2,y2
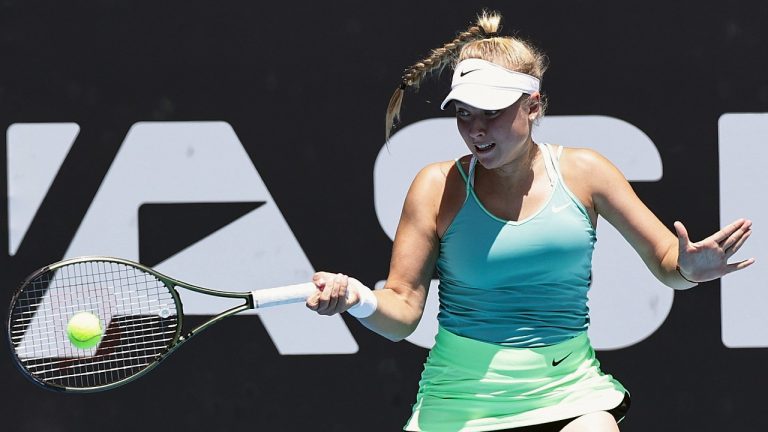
[{"x1": 454, "y1": 95, "x2": 538, "y2": 170}]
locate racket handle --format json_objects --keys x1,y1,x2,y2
[{"x1": 251, "y1": 282, "x2": 317, "y2": 308}]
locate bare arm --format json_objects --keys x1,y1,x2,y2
[
  {"x1": 307, "y1": 162, "x2": 447, "y2": 340},
  {"x1": 563, "y1": 148, "x2": 753, "y2": 290}
]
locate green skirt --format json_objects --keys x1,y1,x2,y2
[{"x1": 404, "y1": 327, "x2": 627, "y2": 431}]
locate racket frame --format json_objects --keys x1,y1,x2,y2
[{"x1": 6, "y1": 256, "x2": 287, "y2": 393}]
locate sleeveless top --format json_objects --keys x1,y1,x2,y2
[{"x1": 436, "y1": 143, "x2": 595, "y2": 347}]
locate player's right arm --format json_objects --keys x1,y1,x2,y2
[{"x1": 307, "y1": 162, "x2": 449, "y2": 341}]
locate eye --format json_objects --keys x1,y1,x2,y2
[
  {"x1": 484, "y1": 110, "x2": 500, "y2": 117},
  {"x1": 455, "y1": 109, "x2": 470, "y2": 118}
]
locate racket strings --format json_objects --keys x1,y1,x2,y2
[
  {"x1": 11, "y1": 321, "x2": 178, "y2": 358},
  {"x1": 9, "y1": 260, "x2": 180, "y2": 389},
  {"x1": 11, "y1": 292, "x2": 166, "y2": 320},
  {"x1": 22, "y1": 337, "x2": 176, "y2": 375},
  {"x1": 10, "y1": 301, "x2": 173, "y2": 337}
]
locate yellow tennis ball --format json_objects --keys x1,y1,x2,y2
[{"x1": 66, "y1": 312, "x2": 103, "y2": 349}]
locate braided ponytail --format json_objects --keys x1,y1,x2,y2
[
  {"x1": 385, "y1": 24, "x2": 486, "y2": 140},
  {"x1": 385, "y1": 10, "x2": 549, "y2": 140}
]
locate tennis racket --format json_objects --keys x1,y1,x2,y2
[{"x1": 6, "y1": 256, "x2": 319, "y2": 393}]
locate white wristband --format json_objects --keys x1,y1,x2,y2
[{"x1": 347, "y1": 282, "x2": 378, "y2": 318}]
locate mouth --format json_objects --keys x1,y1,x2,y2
[{"x1": 475, "y1": 142, "x2": 496, "y2": 153}]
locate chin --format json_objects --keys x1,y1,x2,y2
[{"x1": 473, "y1": 153, "x2": 502, "y2": 170}]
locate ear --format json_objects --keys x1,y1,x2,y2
[{"x1": 526, "y1": 92, "x2": 542, "y2": 120}]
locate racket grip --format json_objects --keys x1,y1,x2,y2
[{"x1": 252, "y1": 283, "x2": 317, "y2": 308}]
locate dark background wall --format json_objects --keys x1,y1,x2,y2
[{"x1": 1, "y1": 1, "x2": 767, "y2": 431}]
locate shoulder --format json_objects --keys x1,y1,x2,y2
[
  {"x1": 418, "y1": 155, "x2": 473, "y2": 178},
  {"x1": 404, "y1": 159, "x2": 467, "y2": 229},
  {"x1": 409, "y1": 158, "x2": 467, "y2": 196},
  {"x1": 559, "y1": 146, "x2": 626, "y2": 185},
  {"x1": 553, "y1": 146, "x2": 630, "y2": 215},
  {"x1": 413, "y1": 159, "x2": 457, "y2": 182},
  {"x1": 559, "y1": 146, "x2": 615, "y2": 171},
  {"x1": 556, "y1": 146, "x2": 638, "y2": 221}
]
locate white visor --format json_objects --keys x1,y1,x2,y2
[{"x1": 440, "y1": 58, "x2": 541, "y2": 110}]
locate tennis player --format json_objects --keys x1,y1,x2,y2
[{"x1": 307, "y1": 10, "x2": 754, "y2": 432}]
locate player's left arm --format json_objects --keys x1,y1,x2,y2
[{"x1": 561, "y1": 147, "x2": 754, "y2": 290}]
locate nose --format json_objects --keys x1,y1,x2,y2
[{"x1": 468, "y1": 118, "x2": 486, "y2": 139}]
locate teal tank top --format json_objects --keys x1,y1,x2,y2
[{"x1": 437, "y1": 143, "x2": 595, "y2": 347}]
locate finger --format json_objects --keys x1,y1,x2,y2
[
  {"x1": 337, "y1": 274, "x2": 349, "y2": 306},
  {"x1": 725, "y1": 229, "x2": 752, "y2": 257},
  {"x1": 710, "y1": 218, "x2": 748, "y2": 244},
  {"x1": 725, "y1": 257, "x2": 756, "y2": 274},
  {"x1": 720, "y1": 225, "x2": 748, "y2": 251},
  {"x1": 313, "y1": 272, "x2": 334, "y2": 313},
  {"x1": 674, "y1": 221, "x2": 691, "y2": 250},
  {"x1": 334, "y1": 273, "x2": 350, "y2": 312},
  {"x1": 327, "y1": 273, "x2": 345, "y2": 311},
  {"x1": 318, "y1": 274, "x2": 336, "y2": 301},
  {"x1": 720, "y1": 219, "x2": 752, "y2": 248},
  {"x1": 312, "y1": 272, "x2": 333, "y2": 290},
  {"x1": 316, "y1": 287, "x2": 331, "y2": 314},
  {"x1": 317, "y1": 273, "x2": 344, "y2": 314},
  {"x1": 305, "y1": 291, "x2": 321, "y2": 311}
]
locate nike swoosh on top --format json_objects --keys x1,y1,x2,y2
[
  {"x1": 460, "y1": 69, "x2": 479, "y2": 77},
  {"x1": 552, "y1": 203, "x2": 571, "y2": 213}
]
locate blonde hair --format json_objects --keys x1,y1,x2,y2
[{"x1": 385, "y1": 10, "x2": 549, "y2": 140}]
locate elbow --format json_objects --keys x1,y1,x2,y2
[
  {"x1": 396, "y1": 328, "x2": 420, "y2": 342},
  {"x1": 378, "y1": 320, "x2": 420, "y2": 342},
  {"x1": 385, "y1": 334, "x2": 405, "y2": 342},
  {"x1": 373, "y1": 286, "x2": 425, "y2": 341}
]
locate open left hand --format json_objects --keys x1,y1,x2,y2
[{"x1": 674, "y1": 218, "x2": 755, "y2": 283}]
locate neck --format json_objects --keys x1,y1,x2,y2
[{"x1": 484, "y1": 139, "x2": 540, "y2": 185}]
